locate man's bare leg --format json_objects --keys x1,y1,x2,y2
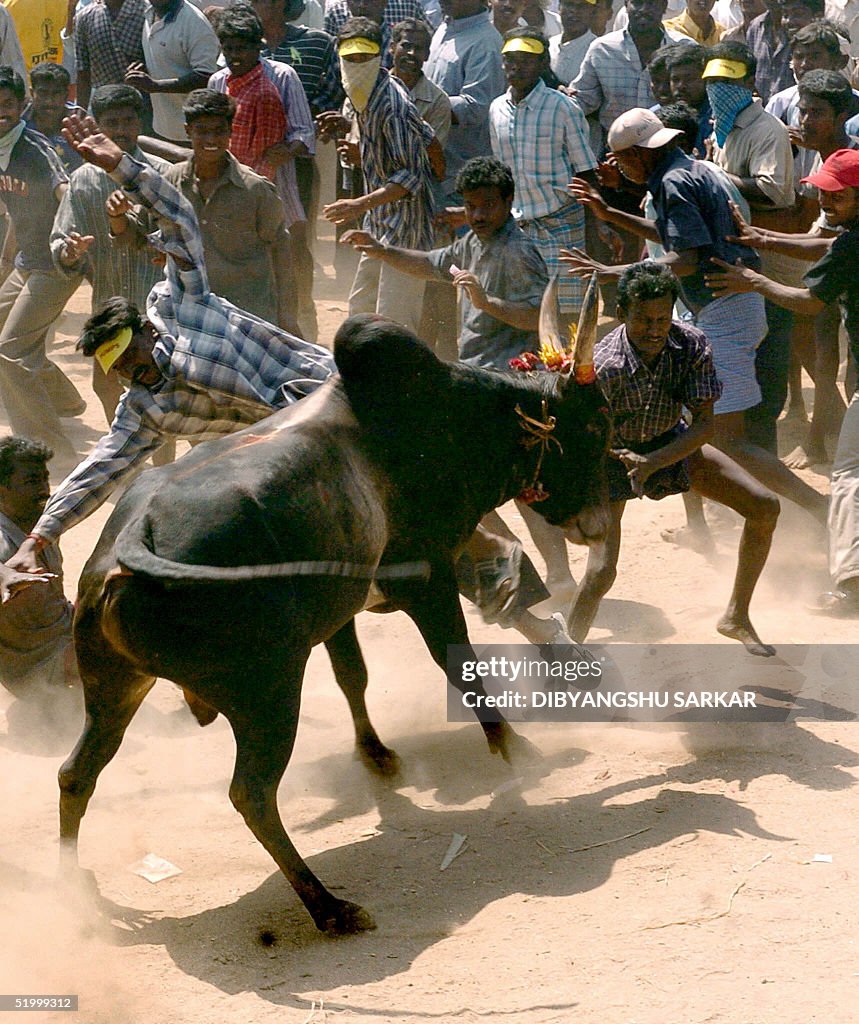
[
  {"x1": 713, "y1": 410, "x2": 828, "y2": 525},
  {"x1": 566, "y1": 502, "x2": 625, "y2": 642},
  {"x1": 660, "y1": 490, "x2": 716, "y2": 553},
  {"x1": 515, "y1": 498, "x2": 576, "y2": 598},
  {"x1": 687, "y1": 445, "x2": 780, "y2": 656}
]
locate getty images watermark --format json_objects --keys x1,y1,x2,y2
[{"x1": 446, "y1": 644, "x2": 859, "y2": 723}]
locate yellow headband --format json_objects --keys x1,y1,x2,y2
[
  {"x1": 338, "y1": 37, "x2": 381, "y2": 56},
  {"x1": 702, "y1": 58, "x2": 748, "y2": 80},
  {"x1": 501, "y1": 37, "x2": 546, "y2": 55},
  {"x1": 95, "y1": 326, "x2": 133, "y2": 375}
]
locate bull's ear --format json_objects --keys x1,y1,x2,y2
[{"x1": 538, "y1": 275, "x2": 575, "y2": 353}]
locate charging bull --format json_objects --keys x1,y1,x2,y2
[{"x1": 60, "y1": 277, "x2": 610, "y2": 936}]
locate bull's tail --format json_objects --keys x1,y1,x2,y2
[{"x1": 113, "y1": 524, "x2": 430, "y2": 585}]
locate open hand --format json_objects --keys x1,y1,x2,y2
[
  {"x1": 724, "y1": 198, "x2": 766, "y2": 248},
  {"x1": 62, "y1": 113, "x2": 123, "y2": 171},
  {"x1": 567, "y1": 176, "x2": 610, "y2": 219},
  {"x1": 60, "y1": 230, "x2": 94, "y2": 266},
  {"x1": 451, "y1": 268, "x2": 488, "y2": 309},
  {"x1": 559, "y1": 246, "x2": 618, "y2": 280},
  {"x1": 704, "y1": 257, "x2": 761, "y2": 298},
  {"x1": 124, "y1": 62, "x2": 157, "y2": 93},
  {"x1": 322, "y1": 197, "x2": 367, "y2": 225},
  {"x1": 106, "y1": 189, "x2": 132, "y2": 218},
  {"x1": 1, "y1": 568, "x2": 56, "y2": 604}
]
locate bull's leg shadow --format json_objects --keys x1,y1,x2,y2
[
  {"x1": 325, "y1": 618, "x2": 401, "y2": 778},
  {"x1": 226, "y1": 654, "x2": 376, "y2": 937},
  {"x1": 392, "y1": 562, "x2": 540, "y2": 768}
]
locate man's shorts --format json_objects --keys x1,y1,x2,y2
[{"x1": 607, "y1": 423, "x2": 691, "y2": 503}]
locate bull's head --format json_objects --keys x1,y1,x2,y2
[{"x1": 524, "y1": 274, "x2": 611, "y2": 545}]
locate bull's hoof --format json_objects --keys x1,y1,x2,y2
[
  {"x1": 317, "y1": 899, "x2": 377, "y2": 936},
  {"x1": 484, "y1": 723, "x2": 541, "y2": 767},
  {"x1": 357, "y1": 738, "x2": 402, "y2": 779}
]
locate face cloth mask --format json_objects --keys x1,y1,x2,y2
[
  {"x1": 340, "y1": 56, "x2": 382, "y2": 113},
  {"x1": 0, "y1": 120, "x2": 25, "y2": 172},
  {"x1": 706, "y1": 82, "x2": 753, "y2": 148}
]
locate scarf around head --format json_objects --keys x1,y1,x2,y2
[
  {"x1": 0, "y1": 120, "x2": 26, "y2": 172},
  {"x1": 706, "y1": 82, "x2": 753, "y2": 148},
  {"x1": 339, "y1": 56, "x2": 381, "y2": 113}
]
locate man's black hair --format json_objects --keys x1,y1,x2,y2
[
  {"x1": 617, "y1": 261, "x2": 680, "y2": 311},
  {"x1": 789, "y1": 18, "x2": 850, "y2": 62},
  {"x1": 77, "y1": 298, "x2": 145, "y2": 358},
  {"x1": 182, "y1": 88, "x2": 236, "y2": 125},
  {"x1": 785, "y1": 0, "x2": 826, "y2": 15},
  {"x1": 647, "y1": 42, "x2": 685, "y2": 77},
  {"x1": 798, "y1": 68, "x2": 856, "y2": 117},
  {"x1": 391, "y1": 17, "x2": 432, "y2": 47},
  {"x1": 455, "y1": 156, "x2": 515, "y2": 200},
  {"x1": 216, "y1": 4, "x2": 265, "y2": 44},
  {"x1": 658, "y1": 101, "x2": 700, "y2": 153},
  {"x1": 0, "y1": 437, "x2": 52, "y2": 486},
  {"x1": 665, "y1": 41, "x2": 707, "y2": 74},
  {"x1": 0, "y1": 65, "x2": 26, "y2": 101},
  {"x1": 30, "y1": 62, "x2": 71, "y2": 89},
  {"x1": 704, "y1": 40, "x2": 757, "y2": 80},
  {"x1": 339, "y1": 17, "x2": 384, "y2": 47},
  {"x1": 91, "y1": 84, "x2": 144, "y2": 119}
]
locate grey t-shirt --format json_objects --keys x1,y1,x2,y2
[
  {"x1": 0, "y1": 512, "x2": 72, "y2": 685},
  {"x1": 427, "y1": 217, "x2": 548, "y2": 370}
]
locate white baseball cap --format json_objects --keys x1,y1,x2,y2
[{"x1": 607, "y1": 108, "x2": 683, "y2": 153}]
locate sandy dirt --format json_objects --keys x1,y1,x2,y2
[{"x1": 2, "y1": 205, "x2": 858, "y2": 1024}]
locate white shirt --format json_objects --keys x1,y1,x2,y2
[
  {"x1": 143, "y1": 0, "x2": 220, "y2": 142},
  {"x1": 549, "y1": 30, "x2": 595, "y2": 86}
]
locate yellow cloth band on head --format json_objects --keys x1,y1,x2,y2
[
  {"x1": 702, "y1": 58, "x2": 748, "y2": 80},
  {"x1": 338, "y1": 37, "x2": 381, "y2": 56},
  {"x1": 95, "y1": 326, "x2": 133, "y2": 375},
  {"x1": 501, "y1": 37, "x2": 546, "y2": 55}
]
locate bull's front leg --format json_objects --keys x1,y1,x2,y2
[{"x1": 395, "y1": 561, "x2": 539, "y2": 767}]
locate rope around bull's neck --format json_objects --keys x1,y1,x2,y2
[{"x1": 515, "y1": 400, "x2": 563, "y2": 504}]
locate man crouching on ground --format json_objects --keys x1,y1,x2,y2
[{"x1": 566, "y1": 261, "x2": 781, "y2": 656}]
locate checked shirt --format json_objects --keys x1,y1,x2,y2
[
  {"x1": 595, "y1": 321, "x2": 722, "y2": 448},
  {"x1": 75, "y1": 0, "x2": 147, "y2": 88},
  {"x1": 34, "y1": 155, "x2": 335, "y2": 542}
]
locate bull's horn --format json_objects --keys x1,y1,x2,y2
[
  {"x1": 572, "y1": 272, "x2": 599, "y2": 385},
  {"x1": 538, "y1": 275, "x2": 576, "y2": 354}
]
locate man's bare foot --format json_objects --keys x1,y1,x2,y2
[
  {"x1": 716, "y1": 615, "x2": 776, "y2": 657},
  {"x1": 660, "y1": 524, "x2": 716, "y2": 554},
  {"x1": 783, "y1": 444, "x2": 827, "y2": 470}
]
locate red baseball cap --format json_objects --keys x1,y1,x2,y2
[{"x1": 801, "y1": 149, "x2": 859, "y2": 191}]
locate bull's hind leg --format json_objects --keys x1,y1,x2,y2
[
  {"x1": 226, "y1": 665, "x2": 376, "y2": 936},
  {"x1": 394, "y1": 563, "x2": 538, "y2": 767},
  {"x1": 325, "y1": 619, "x2": 400, "y2": 777}
]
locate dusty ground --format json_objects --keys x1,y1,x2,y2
[{"x1": 2, "y1": 196, "x2": 859, "y2": 1024}]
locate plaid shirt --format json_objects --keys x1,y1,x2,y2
[
  {"x1": 745, "y1": 11, "x2": 792, "y2": 105},
  {"x1": 489, "y1": 79, "x2": 596, "y2": 221},
  {"x1": 570, "y1": 28, "x2": 688, "y2": 153},
  {"x1": 324, "y1": 0, "x2": 427, "y2": 68},
  {"x1": 35, "y1": 154, "x2": 335, "y2": 542},
  {"x1": 595, "y1": 321, "x2": 722, "y2": 447},
  {"x1": 224, "y1": 63, "x2": 287, "y2": 181},
  {"x1": 75, "y1": 0, "x2": 147, "y2": 87},
  {"x1": 358, "y1": 70, "x2": 435, "y2": 249}
]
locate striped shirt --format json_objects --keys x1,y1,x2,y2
[
  {"x1": 262, "y1": 24, "x2": 343, "y2": 114},
  {"x1": 75, "y1": 0, "x2": 147, "y2": 86},
  {"x1": 489, "y1": 78, "x2": 596, "y2": 221},
  {"x1": 745, "y1": 10, "x2": 792, "y2": 105},
  {"x1": 358, "y1": 69, "x2": 435, "y2": 250},
  {"x1": 595, "y1": 321, "x2": 722, "y2": 446},
  {"x1": 50, "y1": 147, "x2": 170, "y2": 311},
  {"x1": 324, "y1": 0, "x2": 428, "y2": 68},
  {"x1": 34, "y1": 154, "x2": 336, "y2": 542}
]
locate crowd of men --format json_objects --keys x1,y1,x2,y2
[{"x1": 3, "y1": 0, "x2": 859, "y2": 702}]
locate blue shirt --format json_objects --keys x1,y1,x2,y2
[
  {"x1": 647, "y1": 147, "x2": 761, "y2": 312},
  {"x1": 425, "y1": 11, "x2": 506, "y2": 196}
]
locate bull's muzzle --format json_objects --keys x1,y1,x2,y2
[{"x1": 564, "y1": 504, "x2": 610, "y2": 546}]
